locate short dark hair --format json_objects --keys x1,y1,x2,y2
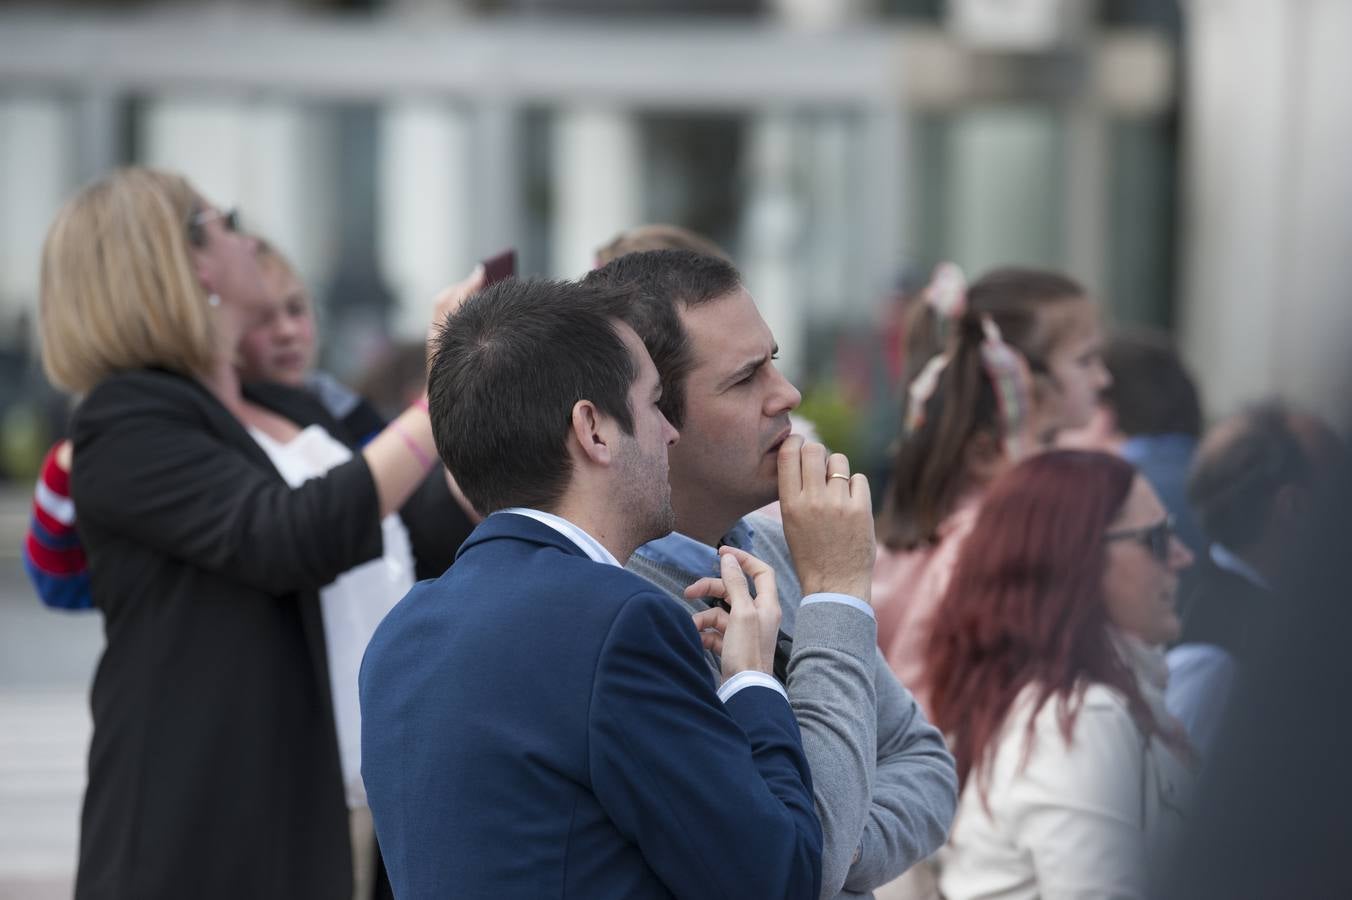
[
  {"x1": 427, "y1": 278, "x2": 637, "y2": 514},
  {"x1": 1188, "y1": 401, "x2": 1311, "y2": 550},
  {"x1": 1099, "y1": 328, "x2": 1202, "y2": 437},
  {"x1": 582, "y1": 249, "x2": 741, "y2": 429}
]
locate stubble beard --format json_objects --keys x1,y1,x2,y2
[
  {"x1": 675, "y1": 439, "x2": 780, "y2": 527},
  {"x1": 618, "y1": 445, "x2": 677, "y2": 548},
  {"x1": 638, "y1": 462, "x2": 677, "y2": 544},
  {"x1": 647, "y1": 495, "x2": 676, "y2": 545}
]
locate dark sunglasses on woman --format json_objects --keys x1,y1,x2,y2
[
  {"x1": 186, "y1": 207, "x2": 241, "y2": 248},
  {"x1": 1104, "y1": 516, "x2": 1176, "y2": 563}
]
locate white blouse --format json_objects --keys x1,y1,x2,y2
[
  {"x1": 937, "y1": 681, "x2": 1191, "y2": 900},
  {"x1": 250, "y1": 424, "x2": 415, "y2": 810}
]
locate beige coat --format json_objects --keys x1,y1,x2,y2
[{"x1": 937, "y1": 670, "x2": 1192, "y2": 900}]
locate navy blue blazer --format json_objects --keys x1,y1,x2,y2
[{"x1": 360, "y1": 512, "x2": 822, "y2": 899}]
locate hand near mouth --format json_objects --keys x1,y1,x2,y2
[{"x1": 776, "y1": 435, "x2": 876, "y2": 604}]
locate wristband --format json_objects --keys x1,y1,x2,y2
[{"x1": 391, "y1": 420, "x2": 435, "y2": 470}]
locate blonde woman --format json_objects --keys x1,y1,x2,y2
[{"x1": 39, "y1": 167, "x2": 477, "y2": 900}]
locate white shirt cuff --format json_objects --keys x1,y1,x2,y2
[
  {"x1": 800, "y1": 592, "x2": 875, "y2": 620},
  {"x1": 717, "y1": 670, "x2": 789, "y2": 704}
]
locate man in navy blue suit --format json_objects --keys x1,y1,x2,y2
[{"x1": 360, "y1": 277, "x2": 825, "y2": 898}]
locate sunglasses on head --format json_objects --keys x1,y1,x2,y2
[
  {"x1": 186, "y1": 207, "x2": 241, "y2": 248},
  {"x1": 1104, "y1": 516, "x2": 1176, "y2": 563}
]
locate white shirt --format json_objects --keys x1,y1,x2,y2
[
  {"x1": 498, "y1": 507, "x2": 621, "y2": 567},
  {"x1": 251, "y1": 425, "x2": 415, "y2": 810},
  {"x1": 939, "y1": 683, "x2": 1191, "y2": 900},
  {"x1": 494, "y1": 508, "x2": 787, "y2": 705}
]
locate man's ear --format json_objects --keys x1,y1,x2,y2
[{"x1": 569, "y1": 400, "x2": 612, "y2": 467}]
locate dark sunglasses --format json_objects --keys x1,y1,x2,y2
[
  {"x1": 1104, "y1": 516, "x2": 1176, "y2": 563},
  {"x1": 186, "y1": 207, "x2": 241, "y2": 248}
]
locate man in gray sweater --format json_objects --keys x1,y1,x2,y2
[{"x1": 584, "y1": 247, "x2": 958, "y2": 899}]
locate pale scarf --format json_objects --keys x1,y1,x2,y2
[{"x1": 1109, "y1": 626, "x2": 1193, "y2": 754}]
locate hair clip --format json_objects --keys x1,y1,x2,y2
[
  {"x1": 924, "y1": 262, "x2": 968, "y2": 343},
  {"x1": 905, "y1": 352, "x2": 950, "y2": 434},
  {"x1": 978, "y1": 315, "x2": 1034, "y2": 460}
]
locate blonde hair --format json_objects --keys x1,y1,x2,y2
[
  {"x1": 254, "y1": 236, "x2": 301, "y2": 285},
  {"x1": 39, "y1": 167, "x2": 217, "y2": 394},
  {"x1": 594, "y1": 224, "x2": 732, "y2": 266}
]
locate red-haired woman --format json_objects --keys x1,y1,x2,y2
[{"x1": 928, "y1": 450, "x2": 1194, "y2": 900}]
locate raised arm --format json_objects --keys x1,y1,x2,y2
[
  {"x1": 749, "y1": 516, "x2": 956, "y2": 897},
  {"x1": 73, "y1": 373, "x2": 385, "y2": 595},
  {"x1": 773, "y1": 436, "x2": 893, "y2": 896},
  {"x1": 361, "y1": 267, "x2": 483, "y2": 518}
]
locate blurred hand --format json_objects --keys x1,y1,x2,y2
[
  {"x1": 55, "y1": 439, "x2": 73, "y2": 474},
  {"x1": 426, "y1": 266, "x2": 487, "y2": 356},
  {"x1": 777, "y1": 435, "x2": 876, "y2": 603},
  {"x1": 685, "y1": 547, "x2": 781, "y2": 679}
]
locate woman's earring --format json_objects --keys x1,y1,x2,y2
[{"x1": 207, "y1": 293, "x2": 221, "y2": 307}]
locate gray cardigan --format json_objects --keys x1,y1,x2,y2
[{"x1": 627, "y1": 514, "x2": 958, "y2": 899}]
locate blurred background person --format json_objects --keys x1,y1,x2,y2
[
  {"x1": 1166, "y1": 400, "x2": 1343, "y2": 757},
  {"x1": 241, "y1": 239, "x2": 386, "y2": 443},
  {"x1": 927, "y1": 450, "x2": 1194, "y2": 900},
  {"x1": 37, "y1": 166, "x2": 473, "y2": 900},
  {"x1": 23, "y1": 238, "x2": 477, "y2": 613},
  {"x1": 594, "y1": 222, "x2": 733, "y2": 267},
  {"x1": 234, "y1": 239, "x2": 483, "y2": 568},
  {"x1": 1060, "y1": 327, "x2": 1207, "y2": 556},
  {"x1": 873, "y1": 265, "x2": 1110, "y2": 713},
  {"x1": 1156, "y1": 418, "x2": 1352, "y2": 900}
]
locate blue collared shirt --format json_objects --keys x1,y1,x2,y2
[
  {"x1": 639, "y1": 519, "x2": 758, "y2": 577},
  {"x1": 634, "y1": 518, "x2": 875, "y2": 621}
]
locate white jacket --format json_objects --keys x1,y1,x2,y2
[{"x1": 937, "y1": 675, "x2": 1191, "y2": 900}]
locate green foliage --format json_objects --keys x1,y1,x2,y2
[
  {"x1": 0, "y1": 402, "x2": 46, "y2": 481},
  {"x1": 796, "y1": 380, "x2": 865, "y2": 463}
]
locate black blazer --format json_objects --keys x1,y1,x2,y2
[{"x1": 70, "y1": 368, "x2": 419, "y2": 899}]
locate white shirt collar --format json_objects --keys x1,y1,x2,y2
[
  {"x1": 496, "y1": 508, "x2": 621, "y2": 568},
  {"x1": 1210, "y1": 543, "x2": 1271, "y2": 591}
]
